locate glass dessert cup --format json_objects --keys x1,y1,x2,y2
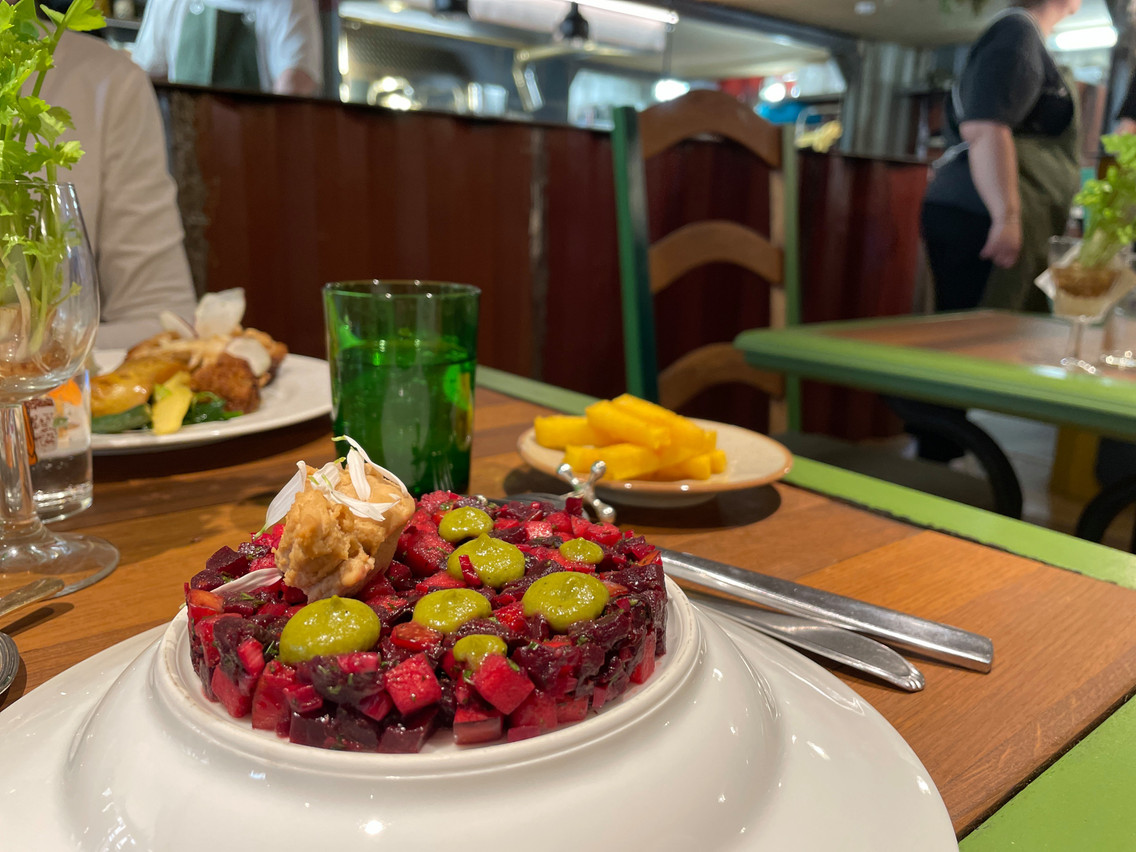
[
  {"x1": 0, "y1": 182, "x2": 118, "y2": 595},
  {"x1": 1038, "y1": 236, "x2": 1136, "y2": 374}
]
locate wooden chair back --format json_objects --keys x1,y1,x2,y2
[{"x1": 611, "y1": 89, "x2": 800, "y2": 433}]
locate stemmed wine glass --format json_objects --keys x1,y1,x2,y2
[
  {"x1": 0, "y1": 182, "x2": 118, "y2": 594},
  {"x1": 1037, "y1": 235, "x2": 1136, "y2": 374}
]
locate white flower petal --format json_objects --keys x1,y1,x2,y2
[
  {"x1": 212, "y1": 566, "x2": 285, "y2": 596},
  {"x1": 335, "y1": 434, "x2": 411, "y2": 498},
  {"x1": 346, "y1": 448, "x2": 371, "y2": 501},
  {"x1": 263, "y1": 463, "x2": 307, "y2": 529},
  {"x1": 324, "y1": 489, "x2": 402, "y2": 521}
]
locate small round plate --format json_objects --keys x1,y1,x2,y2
[{"x1": 516, "y1": 418, "x2": 793, "y2": 507}]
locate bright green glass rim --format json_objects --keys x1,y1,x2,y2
[{"x1": 323, "y1": 280, "x2": 480, "y2": 301}]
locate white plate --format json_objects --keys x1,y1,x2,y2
[
  {"x1": 517, "y1": 418, "x2": 793, "y2": 508},
  {"x1": 90, "y1": 350, "x2": 332, "y2": 454},
  {"x1": 0, "y1": 582, "x2": 954, "y2": 851}
]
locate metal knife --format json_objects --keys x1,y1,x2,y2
[
  {"x1": 660, "y1": 547, "x2": 993, "y2": 672},
  {"x1": 693, "y1": 593, "x2": 925, "y2": 692}
]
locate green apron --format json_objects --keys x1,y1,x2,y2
[
  {"x1": 981, "y1": 68, "x2": 1081, "y2": 313},
  {"x1": 171, "y1": 4, "x2": 261, "y2": 91}
]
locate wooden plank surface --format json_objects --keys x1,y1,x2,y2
[{"x1": 5, "y1": 387, "x2": 1136, "y2": 841}]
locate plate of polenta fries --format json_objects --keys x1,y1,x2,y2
[{"x1": 517, "y1": 394, "x2": 792, "y2": 507}]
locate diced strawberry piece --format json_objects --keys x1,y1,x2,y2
[
  {"x1": 248, "y1": 553, "x2": 277, "y2": 573},
  {"x1": 419, "y1": 491, "x2": 461, "y2": 514},
  {"x1": 366, "y1": 594, "x2": 409, "y2": 616},
  {"x1": 458, "y1": 555, "x2": 479, "y2": 586},
  {"x1": 453, "y1": 705, "x2": 504, "y2": 745},
  {"x1": 630, "y1": 631, "x2": 657, "y2": 684},
  {"x1": 440, "y1": 649, "x2": 461, "y2": 679},
  {"x1": 357, "y1": 690, "x2": 394, "y2": 722},
  {"x1": 258, "y1": 601, "x2": 289, "y2": 618},
  {"x1": 493, "y1": 517, "x2": 522, "y2": 531},
  {"x1": 569, "y1": 515, "x2": 593, "y2": 538},
  {"x1": 211, "y1": 667, "x2": 252, "y2": 717},
  {"x1": 251, "y1": 660, "x2": 300, "y2": 735},
  {"x1": 236, "y1": 637, "x2": 266, "y2": 678},
  {"x1": 193, "y1": 615, "x2": 223, "y2": 667},
  {"x1": 471, "y1": 655, "x2": 535, "y2": 715},
  {"x1": 556, "y1": 695, "x2": 590, "y2": 723},
  {"x1": 283, "y1": 682, "x2": 324, "y2": 714},
  {"x1": 506, "y1": 724, "x2": 543, "y2": 742},
  {"x1": 337, "y1": 651, "x2": 381, "y2": 675},
  {"x1": 545, "y1": 511, "x2": 574, "y2": 534},
  {"x1": 600, "y1": 579, "x2": 629, "y2": 598},
  {"x1": 252, "y1": 523, "x2": 285, "y2": 550},
  {"x1": 507, "y1": 690, "x2": 557, "y2": 732},
  {"x1": 524, "y1": 520, "x2": 555, "y2": 541},
  {"x1": 583, "y1": 522, "x2": 622, "y2": 547},
  {"x1": 186, "y1": 587, "x2": 224, "y2": 623},
  {"x1": 414, "y1": 570, "x2": 465, "y2": 596},
  {"x1": 390, "y1": 621, "x2": 443, "y2": 653},
  {"x1": 560, "y1": 561, "x2": 596, "y2": 574},
  {"x1": 401, "y1": 529, "x2": 455, "y2": 576},
  {"x1": 493, "y1": 601, "x2": 528, "y2": 633},
  {"x1": 385, "y1": 654, "x2": 443, "y2": 715}
]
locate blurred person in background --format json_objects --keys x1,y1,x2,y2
[
  {"x1": 39, "y1": 23, "x2": 198, "y2": 348},
  {"x1": 921, "y1": 0, "x2": 1082, "y2": 315},
  {"x1": 130, "y1": 0, "x2": 322, "y2": 96},
  {"x1": 907, "y1": 0, "x2": 1081, "y2": 463}
]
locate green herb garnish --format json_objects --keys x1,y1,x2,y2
[
  {"x1": 1075, "y1": 134, "x2": 1136, "y2": 269},
  {"x1": 0, "y1": 0, "x2": 105, "y2": 359}
]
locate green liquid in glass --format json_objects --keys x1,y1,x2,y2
[{"x1": 330, "y1": 337, "x2": 475, "y2": 496}]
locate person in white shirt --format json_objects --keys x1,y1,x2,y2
[
  {"x1": 42, "y1": 31, "x2": 198, "y2": 349},
  {"x1": 131, "y1": 0, "x2": 323, "y2": 96}
]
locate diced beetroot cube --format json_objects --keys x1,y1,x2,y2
[
  {"x1": 251, "y1": 660, "x2": 300, "y2": 735},
  {"x1": 555, "y1": 695, "x2": 590, "y2": 723},
  {"x1": 282, "y1": 584, "x2": 308, "y2": 605},
  {"x1": 471, "y1": 655, "x2": 535, "y2": 715},
  {"x1": 591, "y1": 684, "x2": 610, "y2": 711},
  {"x1": 205, "y1": 545, "x2": 249, "y2": 578},
  {"x1": 283, "y1": 682, "x2": 324, "y2": 715},
  {"x1": 390, "y1": 621, "x2": 443, "y2": 653},
  {"x1": 493, "y1": 601, "x2": 528, "y2": 633},
  {"x1": 211, "y1": 667, "x2": 252, "y2": 717},
  {"x1": 357, "y1": 571, "x2": 397, "y2": 599},
  {"x1": 508, "y1": 691, "x2": 557, "y2": 732},
  {"x1": 630, "y1": 630, "x2": 657, "y2": 684},
  {"x1": 289, "y1": 711, "x2": 337, "y2": 749},
  {"x1": 367, "y1": 594, "x2": 409, "y2": 618},
  {"x1": 379, "y1": 707, "x2": 440, "y2": 753},
  {"x1": 385, "y1": 653, "x2": 443, "y2": 715},
  {"x1": 524, "y1": 520, "x2": 555, "y2": 541},
  {"x1": 583, "y1": 522, "x2": 622, "y2": 547},
  {"x1": 357, "y1": 690, "x2": 393, "y2": 722},
  {"x1": 453, "y1": 705, "x2": 504, "y2": 745}
]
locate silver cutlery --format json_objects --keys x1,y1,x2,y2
[
  {"x1": 0, "y1": 577, "x2": 65, "y2": 697},
  {"x1": 660, "y1": 548, "x2": 993, "y2": 672},
  {"x1": 691, "y1": 593, "x2": 925, "y2": 691}
]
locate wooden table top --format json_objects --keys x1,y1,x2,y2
[
  {"x1": 735, "y1": 309, "x2": 1136, "y2": 439},
  {"x1": 7, "y1": 386, "x2": 1136, "y2": 842}
]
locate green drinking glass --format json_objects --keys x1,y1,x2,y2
[{"x1": 323, "y1": 280, "x2": 480, "y2": 496}]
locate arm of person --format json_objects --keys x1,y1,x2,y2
[
  {"x1": 266, "y1": 0, "x2": 323, "y2": 97},
  {"x1": 273, "y1": 66, "x2": 318, "y2": 97},
  {"x1": 94, "y1": 61, "x2": 198, "y2": 349},
  {"x1": 961, "y1": 120, "x2": 1021, "y2": 268}
]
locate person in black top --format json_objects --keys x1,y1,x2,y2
[
  {"x1": 907, "y1": 0, "x2": 1081, "y2": 463},
  {"x1": 921, "y1": 0, "x2": 1081, "y2": 314}
]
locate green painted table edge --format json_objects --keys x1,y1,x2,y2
[
  {"x1": 478, "y1": 365, "x2": 1136, "y2": 848},
  {"x1": 733, "y1": 311, "x2": 1136, "y2": 437}
]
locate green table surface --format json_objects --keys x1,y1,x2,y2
[
  {"x1": 734, "y1": 310, "x2": 1136, "y2": 440},
  {"x1": 477, "y1": 365, "x2": 1136, "y2": 850}
]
